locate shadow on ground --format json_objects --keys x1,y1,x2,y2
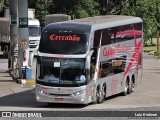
[{"x1": 0, "y1": 89, "x2": 87, "y2": 109}]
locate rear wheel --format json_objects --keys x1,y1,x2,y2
[
  {"x1": 127, "y1": 82, "x2": 132, "y2": 94},
  {"x1": 122, "y1": 81, "x2": 128, "y2": 96}
]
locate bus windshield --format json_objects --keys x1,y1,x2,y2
[
  {"x1": 29, "y1": 27, "x2": 41, "y2": 37},
  {"x1": 36, "y1": 57, "x2": 87, "y2": 87},
  {"x1": 39, "y1": 29, "x2": 89, "y2": 54}
]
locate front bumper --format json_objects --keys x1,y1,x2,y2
[{"x1": 35, "y1": 91, "x2": 88, "y2": 104}]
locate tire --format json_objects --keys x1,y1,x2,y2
[
  {"x1": 96, "y1": 86, "x2": 105, "y2": 104},
  {"x1": 127, "y1": 82, "x2": 132, "y2": 94},
  {"x1": 122, "y1": 81, "x2": 128, "y2": 96}
]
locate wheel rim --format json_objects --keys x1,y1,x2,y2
[
  {"x1": 124, "y1": 81, "x2": 128, "y2": 95},
  {"x1": 96, "y1": 89, "x2": 99, "y2": 103},
  {"x1": 101, "y1": 86, "x2": 105, "y2": 100},
  {"x1": 99, "y1": 91, "x2": 103, "y2": 102},
  {"x1": 125, "y1": 84, "x2": 128, "y2": 93}
]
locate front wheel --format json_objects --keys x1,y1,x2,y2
[{"x1": 96, "y1": 86, "x2": 105, "y2": 104}]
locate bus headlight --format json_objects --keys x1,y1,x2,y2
[
  {"x1": 72, "y1": 90, "x2": 85, "y2": 97},
  {"x1": 36, "y1": 88, "x2": 49, "y2": 96}
]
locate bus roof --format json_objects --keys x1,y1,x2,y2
[{"x1": 44, "y1": 15, "x2": 142, "y2": 31}]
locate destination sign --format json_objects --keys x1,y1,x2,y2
[{"x1": 50, "y1": 34, "x2": 80, "y2": 41}]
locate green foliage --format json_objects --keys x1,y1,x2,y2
[
  {"x1": 95, "y1": 0, "x2": 135, "y2": 15},
  {"x1": 49, "y1": 0, "x2": 99, "y2": 19},
  {"x1": 154, "y1": 51, "x2": 160, "y2": 56},
  {"x1": 35, "y1": 0, "x2": 51, "y2": 26},
  {"x1": 0, "y1": 0, "x2": 5, "y2": 12},
  {"x1": 122, "y1": 0, "x2": 160, "y2": 44},
  {"x1": 0, "y1": 0, "x2": 9, "y2": 17},
  {"x1": 1, "y1": 0, "x2": 159, "y2": 41}
]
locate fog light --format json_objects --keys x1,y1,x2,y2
[
  {"x1": 36, "y1": 96, "x2": 40, "y2": 100},
  {"x1": 81, "y1": 99, "x2": 84, "y2": 102}
]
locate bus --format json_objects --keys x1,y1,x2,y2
[{"x1": 35, "y1": 15, "x2": 143, "y2": 104}]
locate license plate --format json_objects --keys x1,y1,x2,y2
[{"x1": 55, "y1": 98, "x2": 63, "y2": 101}]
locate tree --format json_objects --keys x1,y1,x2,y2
[
  {"x1": 49, "y1": 0, "x2": 99, "y2": 19},
  {"x1": 0, "y1": 0, "x2": 5, "y2": 16},
  {"x1": 35, "y1": 0, "x2": 51, "y2": 27},
  {"x1": 122, "y1": 0, "x2": 159, "y2": 45},
  {"x1": 95, "y1": 0, "x2": 135, "y2": 15},
  {"x1": 0, "y1": 0, "x2": 9, "y2": 17}
]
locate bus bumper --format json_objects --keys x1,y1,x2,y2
[{"x1": 35, "y1": 90, "x2": 89, "y2": 104}]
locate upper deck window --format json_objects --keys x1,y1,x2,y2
[{"x1": 39, "y1": 28, "x2": 90, "y2": 54}]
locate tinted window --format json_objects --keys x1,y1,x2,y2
[
  {"x1": 39, "y1": 29, "x2": 90, "y2": 54},
  {"x1": 36, "y1": 57, "x2": 87, "y2": 87},
  {"x1": 29, "y1": 27, "x2": 41, "y2": 37},
  {"x1": 111, "y1": 23, "x2": 142, "y2": 43},
  {"x1": 99, "y1": 55, "x2": 127, "y2": 78}
]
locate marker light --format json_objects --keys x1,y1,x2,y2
[{"x1": 23, "y1": 51, "x2": 26, "y2": 61}]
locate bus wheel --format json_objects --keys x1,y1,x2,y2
[
  {"x1": 127, "y1": 82, "x2": 132, "y2": 94},
  {"x1": 122, "y1": 81, "x2": 128, "y2": 96},
  {"x1": 102, "y1": 85, "x2": 106, "y2": 101},
  {"x1": 97, "y1": 87, "x2": 104, "y2": 103}
]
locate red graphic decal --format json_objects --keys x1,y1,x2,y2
[
  {"x1": 123, "y1": 39, "x2": 143, "y2": 79},
  {"x1": 114, "y1": 30, "x2": 142, "y2": 37},
  {"x1": 50, "y1": 34, "x2": 80, "y2": 41},
  {"x1": 103, "y1": 44, "x2": 131, "y2": 57}
]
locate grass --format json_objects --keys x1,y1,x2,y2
[
  {"x1": 143, "y1": 38, "x2": 158, "y2": 52},
  {"x1": 143, "y1": 45, "x2": 157, "y2": 51},
  {"x1": 143, "y1": 38, "x2": 160, "y2": 57},
  {"x1": 146, "y1": 38, "x2": 157, "y2": 45}
]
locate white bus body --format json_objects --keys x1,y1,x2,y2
[{"x1": 35, "y1": 15, "x2": 143, "y2": 104}]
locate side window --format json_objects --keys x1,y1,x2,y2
[
  {"x1": 123, "y1": 25, "x2": 134, "y2": 41},
  {"x1": 134, "y1": 23, "x2": 143, "y2": 39},
  {"x1": 112, "y1": 25, "x2": 135, "y2": 43},
  {"x1": 93, "y1": 30, "x2": 102, "y2": 48},
  {"x1": 98, "y1": 55, "x2": 127, "y2": 78},
  {"x1": 101, "y1": 29, "x2": 112, "y2": 46},
  {"x1": 134, "y1": 22, "x2": 143, "y2": 66},
  {"x1": 112, "y1": 56, "x2": 126, "y2": 74},
  {"x1": 99, "y1": 60, "x2": 113, "y2": 78}
]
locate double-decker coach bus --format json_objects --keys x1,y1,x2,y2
[{"x1": 36, "y1": 15, "x2": 143, "y2": 104}]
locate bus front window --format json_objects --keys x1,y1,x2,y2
[
  {"x1": 29, "y1": 27, "x2": 41, "y2": 37},
  {"x1": 36, "y1": 58, "x2": 87, "y2": 86}
]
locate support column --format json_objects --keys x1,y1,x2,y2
[
  {"x1": 157, "y1": 31, "x2": 160, "y2": 52},
  {"x1": 17, "y1": 0, "x2": 29, "y2": 79},
  {"x1": 9, "y1": 0, "x2": 18, "y2": 77}
]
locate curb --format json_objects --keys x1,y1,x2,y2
[{"x1": 18, "y1": 79, "x2": 35, "y2": 85}]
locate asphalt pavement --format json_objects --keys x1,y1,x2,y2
[{"x1": 0, "y1": 52, "x2": 160, "y2": 112}]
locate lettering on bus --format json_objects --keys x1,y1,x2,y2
[
  {"x1": 103, "y1": 44, "x2": 131, "y2": 57},
  {"x1": 50, "y1": 34, "x2": 80, "y2": 41}
]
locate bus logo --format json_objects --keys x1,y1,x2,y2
[
  {"x1": 103, "y1": 44, "x2": 131, "y2": 57},
  {"x1": 58, "y1": 88, "x2": 61, "y2": 91},
  {"x1": 50, "y1": 34, "x2": 80, "y2": 41}
]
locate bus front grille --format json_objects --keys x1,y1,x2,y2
[{"x1": 49, "y1": 93, "x2": 71, "y2": 96}]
